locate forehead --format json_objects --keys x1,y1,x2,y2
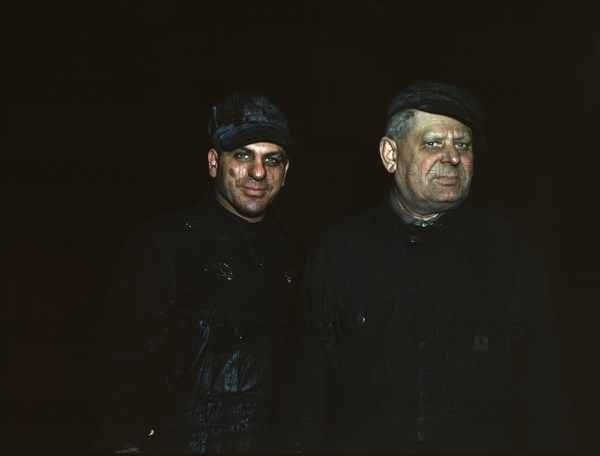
[
  {"x1": 234, "y1": 142, "x2": 286, "y2": 154},
  {"x1": 412, "y1": 110, "x2": 472, "y2": 137}
]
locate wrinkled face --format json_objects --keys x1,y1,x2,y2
[
  {"x1": 208, "y1": 142, "x2": 289, "y2": 222},
  {"x1": 380, "y1": 110, "x2": 474, "y2": 218}
]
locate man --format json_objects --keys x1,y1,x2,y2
[
  {"x1": 94, "y1": 92, "x2": 298, "y2": 453},
  {"x1": 278, "y1": 81, "x2": 574, "y2": 453}
]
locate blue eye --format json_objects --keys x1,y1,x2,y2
[
  {"x1": 264, "y1": 154, "x2": 285, "y2": 166},
  {"x1": 234, "y1": 152, "x2": 251, "y2": 160},
  {"x1": 265, "y1": 157, "x2": 282, "y2": 166}
]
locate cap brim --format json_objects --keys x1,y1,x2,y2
[
  {"x1": 387, "y1": 83, "x2": 486, "y2": 150},
  {"x1": 218, "y1": 124, "x2": 291, "y2": 151},
  {"x1": 416, "y1": 103, "x2": 485, "y2": 150}
]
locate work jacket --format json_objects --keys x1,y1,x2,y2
[
  {"x1": 94, "y1": 194, "x2": 299, "y2": 453},
  {"x1": 277, "y1": 192, "x2": 573, "y2": 453}
]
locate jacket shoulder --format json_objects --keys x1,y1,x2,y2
[
  {"x1": 308, "y1": 206, "x2": 380, "y2": 258},
  {"x1": 456, "y1": 205, "x2": 530, "y2": 243},
  {"x1": 137, "y1": 197, "x2": 216, "y2": 234}
]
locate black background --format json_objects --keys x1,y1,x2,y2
[{"x1": 1, "y1": 0, "x2": 598, "y2": 453}]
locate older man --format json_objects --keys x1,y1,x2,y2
[
  {"x1": 94, "y1": 92, "x2": 299, "y2": 453},
  {"x1": 278, "y1": 82, "x2": 573, "y2": 453}
]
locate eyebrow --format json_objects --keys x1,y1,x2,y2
[
  {"x1": 453, "y1": 133, "x2": 472, "y2": 140},
  {"x1": 229, "y1": 146, "x2": 255, "y2": 155},
  {"x1": 423, "y1": 133, "x2": 447, "y2": 140},
  {"x1": 229, "y1": 147, "x2": 286, "y2": 158},
  {"x1": 422, "y1": 132, "x2": 472, "y2": 141}
]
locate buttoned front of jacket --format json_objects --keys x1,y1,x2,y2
[
  {"x1": 94, "y1": 194, "x2": 299, "y2": 453},
  {"x1": 278, "y1": 195, "x2": 573, "y2": 453}
]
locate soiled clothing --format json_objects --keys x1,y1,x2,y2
[
  {"x1": 94, "y1": 194, "x2": 299, "y2": 453},
  {"x1": 277, "y1": 192, "x2": 574, "y2": 453}
]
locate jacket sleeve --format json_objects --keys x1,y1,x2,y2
[
  {"x1": 92, "y1": 220, "x2": 177, "y2": 453},
  {"x1": 510, "y1": 239, "x2": 576, "y2": 451},
  {"x1": 275, "y1": 238, "x2": 339, "y2": 453}
]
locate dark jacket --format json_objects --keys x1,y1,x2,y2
[
  {"x1": 94, "y1": 194, "x2": 299, "y2": 453},
  {"x1": 277, "y1": 194, "x2": 573, "y2": 453}
]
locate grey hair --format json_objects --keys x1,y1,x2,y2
[{"x1": 385, "y1": 109, "x2": 416, "y2": 141}]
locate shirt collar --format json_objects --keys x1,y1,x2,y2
[
  {"x1": 205, "y1": 192, "x2": 272, "y2": 232},
  {"x1": 376, "y1": 189, "x2": 468, "y2": 231},
  {"x1": 386, "y1": 189, "x2": 442, "y2": 227}
]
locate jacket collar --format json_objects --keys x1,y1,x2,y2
[
  {"x1": 203, "y1": 191, "x2": 273, "y2": 229},
  {"x1": 375, "y1": 189, "x2": 468, "y2": 231}
]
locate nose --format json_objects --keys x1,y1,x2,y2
[
  {"x1": 440, "y1": 144, "x2": 461, "y2": 165},
  {"x1": 248, "y1": 158, "x2": 266, "y2": 181}
]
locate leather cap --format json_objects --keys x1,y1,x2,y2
[
  {"x1": 208, "y1": 91, "x2": 291, "y2": 151},
  {"x1": 387, "y1": 81, "x2": 485, "y2": 149}
]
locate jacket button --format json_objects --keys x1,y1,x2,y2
[
  {"x1": 356, "y1": 311, "x2": 366, "y2": 327},
  {"x1": 409, "y1": 235, "x2": 421, "y2": 244},
  {"x1": 417, "y1": 430, "x2": 431, "y2": 442}
]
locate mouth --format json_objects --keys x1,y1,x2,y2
[
  {"x1": 434, "y1": 175, "x2": 460, "y2": 185},
  {"x1": 240, "y1": 186, "x2": 268, "y2": 197}
]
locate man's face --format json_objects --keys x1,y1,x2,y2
[
  {"x1": 208, "y1": 142, "x2": 289, "y2": 222},
  {"x1": 380, "y1": 110, "x2": 474, "y2": 218}
]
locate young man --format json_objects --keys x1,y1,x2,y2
[{"x1": 95, "y1": 92, "x2": 298, "y2": 453}]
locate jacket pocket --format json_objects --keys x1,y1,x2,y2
[
  {"x1": 338, "y1": 296, "x2": 397, "y2": 330},
  {"x1": 335, "y1": 296, "x2": 397, "y2": 366},
  {"x1": 335, "y1": 297, "x2": 401, "y2": 396},
  {"x1": 149, "y1": 307, "x2": 211, "y2": 390},
  {"x1": 444, "y1": 336, "x2": 496, "y2": 384}
]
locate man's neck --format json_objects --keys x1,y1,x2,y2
[
  {"x1": 388, "y1": 190, "x2": 442, "y2": 227},
  {"x1": 211, "y1": 189, "x2": 265, "y2": 224}
]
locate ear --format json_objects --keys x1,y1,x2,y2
[
  {"x1": 379, "y1": 136, "x2": 397, "y2": 173},
  {"x1": 208, "y1": 149, "x2": 219, "y2": 178},
  {"x1": 281, "y1": 159, "x2": 290, "y2": 187}
]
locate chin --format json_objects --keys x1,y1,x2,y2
[
  {"x1": 438, "y1": 195, "x2": 468, "y2": 210},
  {"x1": 440, "y1": 188, "x2": 468, "y2": 201},
  {"x1": 237, "y1": 205, "x2": 268, "y2": 219}
]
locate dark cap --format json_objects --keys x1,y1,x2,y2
[
  {"x1": 387, "y1": 81, "x2": 485, "y2": 149},
  {"x1": 208, "y1": 91, "x2": 291, "y2": 151}
]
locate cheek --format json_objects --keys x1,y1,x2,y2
[
  {"x1": 394, "y1": 170, "x2": 411, "y2": 190},
  {"x1": 466, "y1": 165, "x2": 474, "y2": 179},
  {"x1": 227, "y1": 164, "x2": 248, "y2": 180},
  {"x1": 424, "y1": 158, "x2": 439, "y2": 171},
  {"x1": 413, "y1": 159, "x2": 434, "y2": 182},
  {"x1": 460, "y1": 160, "x2": 474, "y2": 179},
  {"x1": 267, "y1": 167, "x2": 284, "y2": 182}
]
